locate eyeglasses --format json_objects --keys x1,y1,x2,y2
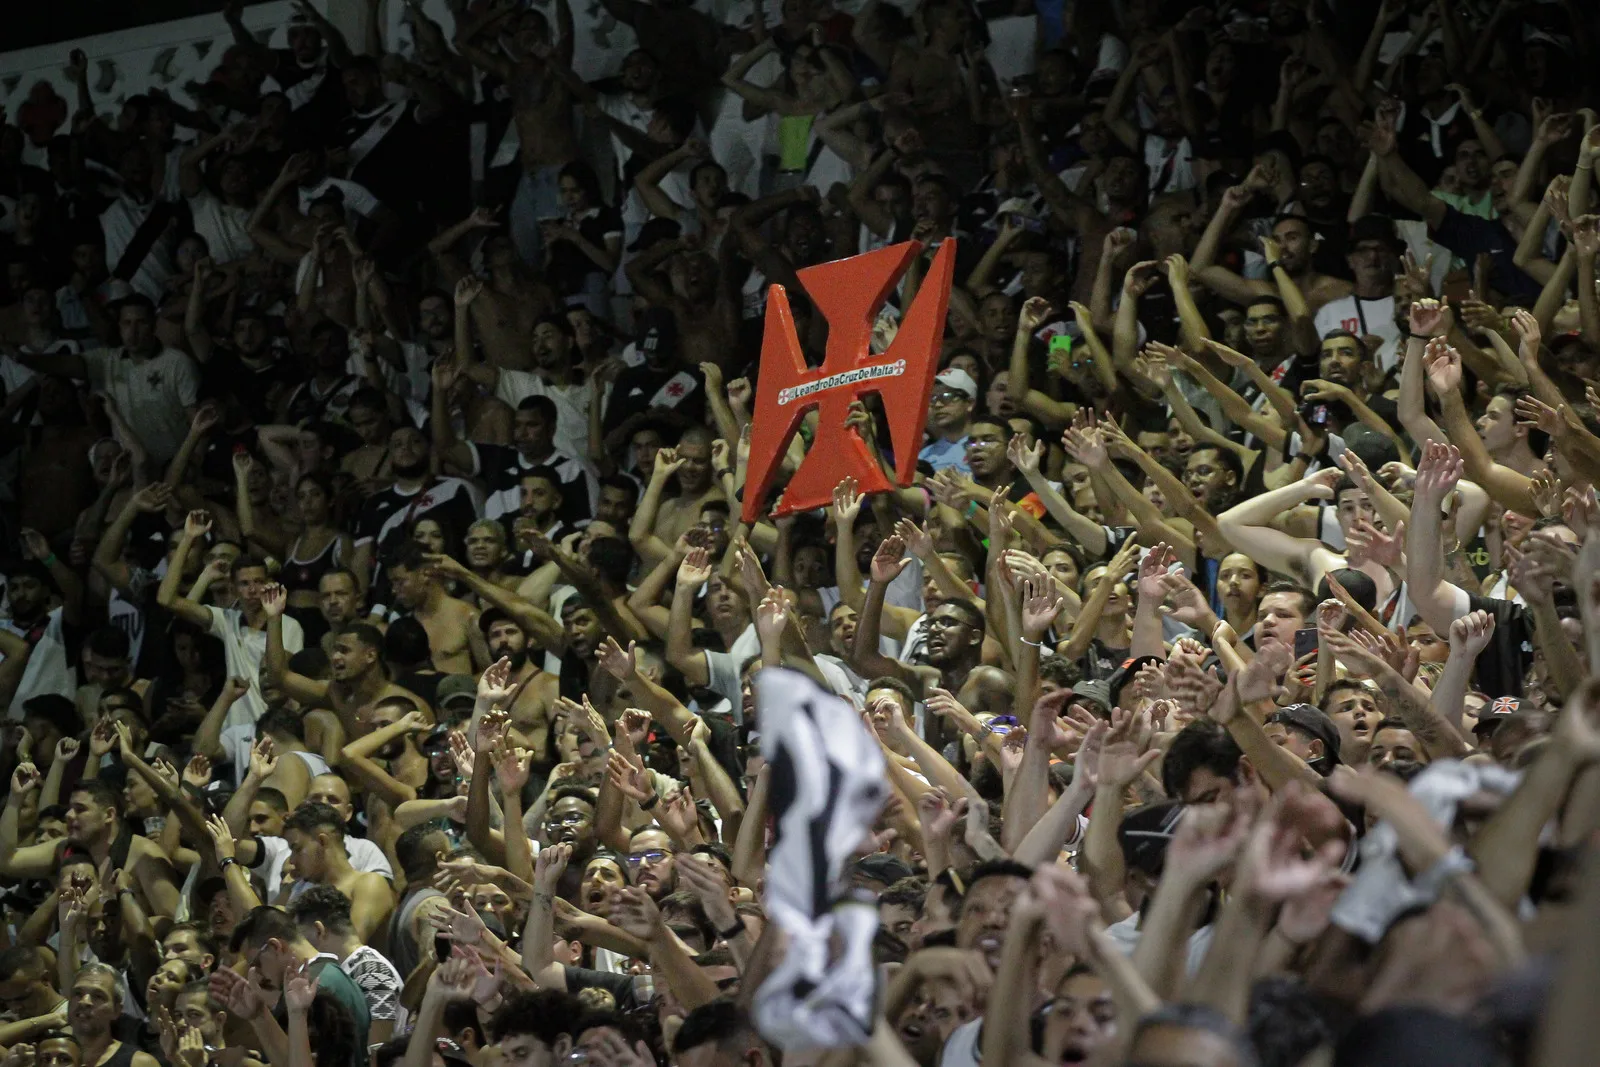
[
  {"x1": 930, "y1": 391, "x2": 969, "y2": 405},
  {"x1": 626, "y1": 849, "x2": 671, "y2": 866},
  {"x1": 546, "y1": 811, "x2": 589, "y2": 826}
]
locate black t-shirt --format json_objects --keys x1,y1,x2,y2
[
  {"x1": 199, "y1": 346, "x2": 295, "y2": 425},
  {"x1": 548, "y1": 207, "x2": 623, "y2": 296},
  {"x1": 472, "y1": 442, "x2": 593, "y2": 525},
  {"x1": 355, "y1": 478, "x2": 481, "y2": 595},
  {"x1": 1464, "y1": 593, "x2": 1532, "y2": 699},
  {"x1": 341, "y1": 100, "x2": 451, "y2": 220},
  {"x1": 604, "y1": 362, "x2": 708, "y2": 436}
]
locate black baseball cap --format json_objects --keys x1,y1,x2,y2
[{"x1": 1266, "y1": 703, "x2": 1343, "y2": 771}]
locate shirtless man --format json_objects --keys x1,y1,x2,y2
[
  {"x1": 462, "y1": 520, "x2": 524, "y2": 595},
  {"x1": 1192, "y1": 192, "x2": 1353, "y2": 314},
  {"x1": 624, "y1": 238, "x2": 741, "y2": 372},
  {"x1": 630, "y1": 428, "x2": 725, "y2": 565},
  {"x1": 474, "y1": 610, "x2": 559, "y2": 765},
  {"x1": 280, "y1": 802, "x2": 394, "y2": 942},
  {"x1": 1, "y1": 770, "x2": 182, "y2": 919},
  {"x1": 386, "y1": 541, "x2": 488, "y2": 675},
  {"x1": 453, "y1": 0, "x2": 583, "y2": 265},
  {"x1": 424, "y1": 552, "x2": 563, "y2": 665},
  {"x1": 262, "y1": 589, "x2": 421, "y2": 740},
  {"x1": 459, "y1": 246, "x2": 560, "y2": 373}
]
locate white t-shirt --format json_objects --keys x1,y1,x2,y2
[
  {"x1": 1, "y1": 606, "x2": 76, "y2": 716},
  {"x1": 206, "y1": 606, "x2": 304, "y2": 729},
  {"x1": 704, "y1": 625, "x2": 762, "y2": 719},
  {"x1": 188, "y1": 192, "x2": 256, "y2": 264},
  {"x1": 81, "y1": 346, "x2": 201, "y2": 463},
  {"x1": 1313, "y1": 295, "x2": 1402, "y2": 371},
  {"x1": 494, "y1": 370, "x2": 605, "y2": 463}
]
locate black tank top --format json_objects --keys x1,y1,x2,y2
[{"x1": 283, "y1": 534, "x2": 342, "y2": 594}]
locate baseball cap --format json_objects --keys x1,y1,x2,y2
[
  {"x1": 1472, "y1": 695, "x2": 1522, "y2": 736},
  {"x1": 1266, "y1": 703, "x2": 1343, "y2": 770},
  {"x1": 1118, "y1": 800, "x2": 1185, "y2": 877},
  {"x1": 934, "y1": 368, "x2": 978, "y2": 399},
  {"x1": 1066, "y1": 679, "x2": 1113, "y2": 718},
  {"x1": 435, "y1": 673, "x2": 478, "y2": 712},
  {"x1": 852, "y1": 852, "x2": 915, "y2": 889}
]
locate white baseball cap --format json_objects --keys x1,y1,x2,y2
[{"x1": 934, "y1": 368, "x2": 978, "y2": 398}]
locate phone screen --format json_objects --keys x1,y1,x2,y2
[{"x1": 1292, "y1": 628, "x2": 1319, "y2": 660}]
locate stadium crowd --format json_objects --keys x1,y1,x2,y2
[{"x1": 1, "y1": 0, "x2": 1600, "y2": 1065}]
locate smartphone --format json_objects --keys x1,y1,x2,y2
[
  {"x1": 1300, "y1": 401, "x2": 1330, "y2": 427},
  {"x1": 1293, "y1": 627, "x2": 1319, "y2": 660},
  {"x1": 1049, "y1": 334, "x2": 1075, "y2": 356}
]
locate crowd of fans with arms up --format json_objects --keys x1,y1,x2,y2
[{"x1": 2, "y1": 0, "x2": 1600, "y2": 1066}]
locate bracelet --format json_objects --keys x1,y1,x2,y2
[
  {"x1": 1407, "y1": 331, "x2": 1432, "y2": 341},
  {"x1": 219, "y1": 857, "x2": 238, "y2": 869},
  {"x1": 966, "y1": 500, "x2": 980, "y2": 518},
  {"x1": 1020, "y1": 637, "x2": 1043, "y2": 647},
  {"x1": 639, "y1": 793, "x2": 660, "y2": 811},
  {"x1": 41, "y1": 553, "x2": 57, "y2": 568},
  {"x1": 716, "y1": 918, "x2": 746, "y2": 940}
]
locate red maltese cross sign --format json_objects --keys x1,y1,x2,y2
[{"x1": 741, "y1": 239, "x2": 955, "y2": 524}]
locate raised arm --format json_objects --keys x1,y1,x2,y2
[
  {"x1": 1216, "y1": 470, "x2": 1341, "y2": 580},
  {"x1": 156, "y1": 510, "x2": 220, "y2": 627}
]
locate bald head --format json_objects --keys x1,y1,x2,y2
[{"x1": 305, "y1": 774, "x2": 353, "y2": 821}]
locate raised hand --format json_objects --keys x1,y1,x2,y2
[
  {"x1": 595, "y1": 637, "x2": 639, "y2": 681},
  {"x1": 534, "y1": 841, "x2": 572, "y2": 894},
  {"x1": 1345, "y1": 517, "x2": 1405, "y2": 569},
  {"x1": 184, "y1": 510, "x2": 213, "y2": 539},
  {"x1": 11, "y1": 761, "x2": 40, "y2": 797},
  {"x1": 1135, "y1": 542, "x2": 1177, "y2": 601},
  {"x1": 605, "y1": 750, "x2": 656, "y2": 806},
  {"x1": 477, "y1": 656, "x2": 516, "y2": 705},
  {"x1": 248, "y1": 736, "x2": 278, "y2": 782},
  {"x1": 1412, "y1": 441, "x2": 1463, "y2": 504},
  {"x1": 831, "y1": 476, "x2": 863, "y2": 528},
  {"x1": 1408, "y1": 297, "x2": 1447, "y2": 338},
  {"x1": 870, "y1": 535, "x2": 910, "y2": 584},
  {"x1": 755, "y1": 587, "x2": 789, "y2": 645},
  {"x1": 1447, "y1": 610, "x2": 1495, "y2": 659},
  {"x1": 676, "y1": 546, "x2": 713, "y2": 590},
  {"x1": 652, "y1": 447, "x2": 686, "y2": 481},
  {"x1": 1018, "y1": 296, "x2": 1053, "y2": 333},
  {"x1": 260, "y1": 583, "x2": 287, "y2": 618},
  {"x1": 454, "y1": 275, "x2": 484, "y2": 308},
  {"x1": 1006, "y1": 434, "x2": 1043, "y2": 478},
  {"x1": 281, "y1": 956, "x2": 321, "y2": 1016},
  {"x1": 609, "y1": 885, "x2": 664, "y2": 940},
  {"x1": 1235, "y1": 640, "x2": 1292, "y2": 704},
  {"x1": 1019, "y1": 574, "x2": 1066, "y2": 642},
  {"x1": 1421, "y1": 337, "x2": 1461, "y2": 397}
]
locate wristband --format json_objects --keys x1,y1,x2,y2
[
  {"x1": 1266, "y1": 260, "x2": 1283, "y2": 272},
  {"x1": 639, "y1": 793, "x2": 660, "y2": 811},
  {"x1": 966, "y1": 500, "x2": 980, "y2": 518},
  {"x1": 1020, "y1": 637, "x2": 1043, "y2": 647},
  {"x1": 716, "y1": 918, "x2": 746, "y2": 940},
  {"x1": 1406, "y1": 331, "x2": 1431, "y2": 341},
  {"x1": 219, "y1": 857, "x2": 239, "y2": 869},
  {"x1": 41, "y1": 553, "x2": 57, "y2": 568}
]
